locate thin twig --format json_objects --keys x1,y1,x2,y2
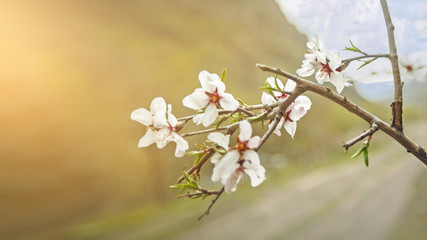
[
  {"x1": 176, "y1": 188, "x2": 222, "y2": 198},
  {"x1": 237, "y1": 107, "x2": 256, "y2": 116},
  {"x1": 180, "y1": 124, "x2": 237, "y2": 138},
  {"x1": 342, "y1": 54, "x2": 389, "y2": 64},
  {"x1": 343, "y1": 123, "x2": 379, "y2": 151},
  {"x1": 198, "y1": 187, "x2": 224, "y2": 221},
  {"x1": 255, "y1": 116, "x2": 281, "y2": 151},
  {"x1": 176, "y1": 149, "x2": 215, "y2": 184},
  {"x1": 380, "y1": 0, "x2": 403, "y2": 131},
  {"x1": 256, "y1": 64, "x2": 427, "y2": 165}
]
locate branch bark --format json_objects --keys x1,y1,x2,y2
[
  {"x1": 343, "y1": 123, "x2": 379, "y2": 151},
  {"x1": 256, "y1": 64, "x2": 427, "y2": 165},
  {"x1": 380, "y1": 0, "x2": 403, "y2": 131}
]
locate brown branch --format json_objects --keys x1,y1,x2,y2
[
  {"x1": 343, "y1": 54, "x2": 389, "y2": 63},
  {"x1": 198, "y1": 187, "x2": 224, "y2": 221},
  {"x1": 380, "y1": 0, "x2": 403, "y2": 131},
  {"x1": 177, "y1": 127, "x2": 238, "y2": 184},
  {"x1": 255, "y1": 87, "x2": 306, "y2": 151},
  {"x1": 343, "y1": 123, "x2": 379, "y2": 151},
  {"x1": 256, "y1": 64, "x2": 427, "y2": 165},
  {"x1": 176, "y1": 149, "x2": 215, "y2": 184},
  {"x1": 176, "y1": 188, "x2": 222, "y2": 198}
]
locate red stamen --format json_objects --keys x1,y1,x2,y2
[
  {"x1": 205, "y1": 89, "x2": 222, "y2": 105},
  {"x1": 284, "y1": 110, "x2": 293, "y2": 122}
]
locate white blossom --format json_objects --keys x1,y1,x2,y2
[
  {"x1": 131, "y1": 97, "x2": 189, "y2": 157},
  {"x1": 183, "y1": 70, "x2": 239, "y2": 127},
  {"x1": 210, "y1": 121, "x2": 265, "y2": 194},
  {"x1": 297, "y1": 37, "x2": 351, "y2": 94},
  {"x1": 261, "y1": 77, "x2": 312, "y2": 138},
  {"x1": 399, "y1": 56, "x2": 426, "y2": 83}
]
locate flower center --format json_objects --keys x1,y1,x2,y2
[
  {"x1": 205, "y1": 90, "x2": 221, "y2": 105},
  {"x1": 284, "y1": 110, "x2": 293, "y2": 122},
  {"x1": 321, "y1": 63, "x2": 333, "y2": 76},
  {"x1": 236, "y1": 137, "x2": 249, "y2": 153},
  {"x1": 405, "y1": 65, "x2": 413, "y2": 73}
]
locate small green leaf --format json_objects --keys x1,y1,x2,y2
[
  {"x1": 363, "y1": 149, "x2": 369, "y2": 167},
  {"x1": 220, "y1": 69, "x2": 227, "y2": 82},
  {"x1": 343, "y1": 40, "x2": 367, "y2": 55},
  {"x1": 236, "y1": 98, "x2": 248, "y2": 108},
  {"x1": 185, "y1": 151, "x2": 202, "y2": 156},
  {"x1": 274, "y1": 75, "x2": 281, "y2": 90},
  {"x1": 351, "y1": 140, "x2": 369, "y2": 159},
  {"x1": 357, "y1": 58, "x2": 376, "y2": 70}
]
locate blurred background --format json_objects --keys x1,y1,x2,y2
[{"x1": 0, "y1": 0, "x2": 426, "y2": 239}]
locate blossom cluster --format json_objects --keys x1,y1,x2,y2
[
  {"x1": 131, "y1": 70, "x2": 313, "y2": 194},
  {"x1": 296, "y1": 36, "x2": 351, "y2": 93},
  {"x1": 131, "y1": 38, "x2": 366, "y2": 194}
]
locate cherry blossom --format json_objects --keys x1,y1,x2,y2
[
  {"x1": 131, "y1": 97, "x2": 189, "y2": 157},
  {"x1": 209, "y1": 121, "x2": 265, "y2": 194},
  {"x1": 183, "y1": 70, "x2": 239, "y2": 127},
  {"x1": 297, "y1": 37, "x2": 350, "y2": 94},
  {"x1": 261, "y1": 77, "x2": 312, "y2": 138},
  {"x1": 399, "y1": 56, "x2": 426, "y2": 83}
]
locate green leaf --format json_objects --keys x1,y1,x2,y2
[
  {"x1": 185, "y1": 151, "x2": 201, "y2": 156},
  {"x1": 351, "y1": 140, "x2": 370, "y2": 167},
  {"x1": 220, "y1": 69, "x2": 227, "y2": 82},
  {"x1": 343, "y1": 40, "x2": 367, "y2": 55},
  {"x1": 351, "y1": 140, "x2": 369, "y2": 159},
  {"x1": 236, "y1": 98, "x2": 248, "y2": 108},
  {"x1": 357, "y1": 58, "x2": 376, "y2": 70},
  {"x1": 363, "y1": 149, "x2": 369, "y2": 167}
]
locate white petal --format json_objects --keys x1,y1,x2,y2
[
  {"x1": 219, "y1": 93, "x2": 239, "y2": 110},
  {"x1": 150, "y1": 97, "x2": 167, "y2": 114},
  {"x1": 316, "y1": 52, "x2": 327, "y2": 64},
  {"x1": 131, "y1": 108, "x2": 153, "y2": 126},
  {"x1": 238, "y1": 120, "x2": 252, "y2": 141},
  {"x1": 207, "y1": 132, "x2": 230, "y2": 149},
  {"x1": 266, "y1": 76, "x2": 284, "y2": 90},
  {"x1": 247, "y1": 136, "x2": 261, "y2": 149},
  {"x1": 224, "y1": 170, "x2": 242, "y2": 194},
  {"x1": 152, "y1": 111, "x2": 169, "y2": 128},
  {"x1": 243, "y1": 150, "x2": 260, "y2": 165},
  {"x1": 315, "y1": 70, "x2": 327, "y2": 84},
  {"x1": 155, "y1": 128, "x2": 172, "y2": 149},
  {"x1": 192, "y1": 114, "x2": 204, "y2": 125},
  {"x1": 261, "y1": 92, "x2": 276, "y2": 105},
  {"x1": 172, "y1": 132, "x2": 189, "y2": 158},
  {"x1": 210, "y1": 153, "x2": 222, "y2": 164},
  {"x1": 330, "y1": 73, "x2": 347, "y2": 94},
  {"x1": 243, "y1": 159, "x2": 266, "y2": 187},
  {"x1": 211, "y1": 150, "x2": 240, "y2": 182},
  {"x1": 284, "y1": 121, "x2": 297, "y2": 139},
  {"x1": 269, "y1": 118, "x2": 284, "y2": 136},
  {"x1": 289, "y1": 106, "x2": 307, "y2": 122},
  {"x1": 296, "y1": 67, "x2": 315, "y2": 77},
  {"x1": 294, "y1": 95, "x2": 312, "y2": 111},
  {"x1": 199, "y1": 70, "x2": 224, "y2": 93},
  {"x1": 167, "y1": 104, "x2": 178, "y2": 127},
  {"x1": 138, "y1": 128, "x2": 157, "y2": 147},
  {"x1": 284, "y1": 79, "x2": 297, "y2": 92},
  {"x1": 182, "y1": 88, "x2": 209, "y2": 110},
  {"x1": 201, "y1": 103, "x2": 218, "y2": 127}
]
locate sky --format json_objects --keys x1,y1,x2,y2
[{"x1": 276, "y1": 0, "x2": 427, "y2": 101}]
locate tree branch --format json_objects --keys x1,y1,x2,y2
[
  {"x1": 256, "y1": 64, "x2": 427, "y2": 165},
  {"x1": 198, "y1": 187, "x2": 224, "y2": 221},
  {"x1": 380, "y1": 0, "x2": 403, "y2": 131},
  {"x1": 343, "y1": 123, "x2": 379, "y2": 151},
  {"x1": 342, "y1": 54, "x2": 389, "y2": 64}
]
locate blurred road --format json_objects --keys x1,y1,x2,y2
[{"x1": 168, "y1": 126, "x2": 426, "y2": 240}]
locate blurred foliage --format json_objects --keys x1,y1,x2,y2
[{"x1": 1, "y1": 0, "x2": 422, "y2": 239}]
